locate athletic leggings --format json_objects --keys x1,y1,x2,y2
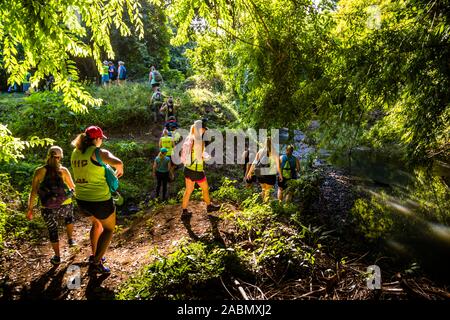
[
  {"x1": 41, "y1": 204, "x2": 74, "y2": 243},
  {"x1": 156, "y1": 171, "x2": 169, "y2": 199}
]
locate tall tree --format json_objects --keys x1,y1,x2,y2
[{"x1": 0, "y1": 0, "x2": 144, "y2": 111}]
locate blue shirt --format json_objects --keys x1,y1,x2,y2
[{"x1": 155, "y1": 156, "x2": 170, "y2": 173}]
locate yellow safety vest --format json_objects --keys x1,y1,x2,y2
[{"x1": 160, "y1": 136, "x2": 174, "y2": 156}]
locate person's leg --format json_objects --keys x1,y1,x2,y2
[
  {"x1": 90, "y1": 216, "x2": 103, "y2": 256},
  {"x1": 198, "y1": 179, "x2": 211, "y2": 206},
  {"x1": 156, "y1": 173, "x2": 162, "y2": 198},
  {"x1": 42, "y1": 208, "x2": 60, "y2": 258},
  {"x1": 63, "y1": 204, "x2": 75, "y2": 243},
  {"x1": 162, "y1": 172, "x2": 169, "y2": 200},
  {"x1": 277, "y1": 187, "x2": 284, "y2": 201},
  {"x1": 261, "y1": 184, "x2": 273, "y2": 203},
  {"x1": 66, "y1": 223, "x2": 74, "y2": 240},
  {"x1": 93, "y1": 212, "x2": 116, "y2": 264},
  {"x1": 182, "y1": 178, "x2": 195, "y2": 209}
]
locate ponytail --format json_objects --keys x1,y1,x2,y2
[{"x1": 71, "y1": 133, "x2": 94, "y2": 153}]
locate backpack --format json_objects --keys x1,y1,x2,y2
[
  {"x1": 95, "y1": 148, "x2": 119, "y2": 193},
  {"x1": 180, "y1": 136, "x2": 194, "y2": 166},
  {"x1": 38, "y1": 166, "x2": 68, "y2": 209},
  {"x1": 153, "y1": 71, "x2": 162, "y2": 82},
  {"x1": 281, "y1": 155, "x2": 297, "y2": 179}
]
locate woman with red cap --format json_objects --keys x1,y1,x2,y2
[{"x1": 71, "y1": 126, "x2": 123, "y2": 274}]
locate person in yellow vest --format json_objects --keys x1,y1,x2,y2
[
  {"x1": 159, "y1": 128, "x2": 175, "y2": 161},
  {"x1": 71, "y1": 126, "x2": 123, "y2": 274},
  {"x1": 181, "y1": 119, "x2": 220, "y2": 218},
  {"x1": 26, "y1": 146, "x2": 77, "y2": 266},
  {"x1": 101, "y1": 61, "x2": 110, "y2": 86}
]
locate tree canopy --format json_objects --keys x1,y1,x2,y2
[{"x1": 0, "y1": 0, "x2": 144, "y2": 111}]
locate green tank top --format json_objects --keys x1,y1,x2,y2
[
  {"x1": 102, "y1": 65, "x2": 109, "y2": 76},
  {"x1": 71, "y1": 145, "x2": 110, "y2": 201},
  {"x1": 186, "y1": 147, "x2": 204, "y2": 172},
  {"x1": 160, "y1": 136, "x2": 173, "y2": 156}
]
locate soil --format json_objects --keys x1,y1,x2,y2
[{"x1": 0, "y1": 201, "x2": 236, "y2": 300}]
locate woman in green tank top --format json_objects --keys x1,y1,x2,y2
[
  {"x1": 71, "y1": 126, "x2": 123, "y2": 274},
  {"x1": 181, "y1": 119, "x2": 220, "y2": 218}
]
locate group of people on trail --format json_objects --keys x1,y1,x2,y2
[
  {"x1": 244, "y1": 140, "x2": 300, "y2": 203},
  {"x1": 28, "y1": 126, "x2": 123, "y2": 274},
  {"x1": 102, "y1": 60, "x2": 126, "y2": 86},
  {"x1": 25, "y1": 62, "x2": 301, "y2": 274}
]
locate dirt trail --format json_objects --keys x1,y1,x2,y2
[{"x1": 0, "y1": 201, "x2": 236, "y2": 300}]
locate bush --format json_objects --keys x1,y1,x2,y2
[
  {"x1": 212, "y1": 177, "x2": 253, "y2": 205},
  {"x1": 351, "y1": 197, "x2": 394, "y2": 240},
  {"x1": 117, "y1": 242, "x2": 231, "y2": 300},
  {"x1": 0, "y1": 174, "x2": 45, "y2": 249}
]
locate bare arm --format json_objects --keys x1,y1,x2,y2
[
  {"x1": 96, "y1": 149, "x2": 124, "y2": 178},
  {"x1": 246, "y1": 151, "x2": 260, "y2": 179},
  {"x1": 296, "y1": 158, "x2": 301, "y2": 174},
  {"x1": 275, "y1": 154, "x2": 283, "y2": 181},
  {"x1": 27, "y1": 167, "x2": 45, "y2": 219},
  {"x1": 152, "y1": 160, "x2": 157, "y2": 177},
  {"x1": 61, "y1": 167, "x2": 76, "y2": 190}
]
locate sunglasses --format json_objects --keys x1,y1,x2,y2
[{"x1": 52, "y1": 155, "x2": 61, "y2": 159}]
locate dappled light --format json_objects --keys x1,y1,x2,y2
[{"x1": 0, "y1": 0, "x2": 449, "y2": 303}]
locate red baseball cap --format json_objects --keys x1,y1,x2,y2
[{"x1": 85, "y1": 126, "x2": 107, "y2": 139}]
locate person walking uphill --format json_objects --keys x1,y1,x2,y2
[
  {"x1": 159, "y1": 128, "x2": 175, "y2": 160},
  {"x1": 27, "y1": 146, "x2": 77, "y2": 266},
  {"x1": 149, "y1": 65, "x2": 163, "y2": 91},
  {"x1": 181, "y1": 119, "x2": 220, "y2": 219},
  {"x1": 71, "y1": 126, "x2": 123, "y2": 274},
  {"x1": 153, "y1": 148, "x2": 173, "y2": 201}
]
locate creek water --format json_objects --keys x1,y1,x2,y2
[{"x1": 282, "y1": 128, "x2": 450, "y2": 282}]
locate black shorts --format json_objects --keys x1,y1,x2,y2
[
  {"x1": 76, "y1": 198, "x2": 115, "y2": 220},
  {"x1": 184, "y1": 167, "x2": 206, "y2": 183},
  {"x1": 245, "y1": 175, "x2": 257, "y2": 184},
  {"x1": 152, "y1": 83, "x2": 160, "y2": 88},
  {"x1": 278, "y1": 177, "x2": 291, "y2": 190},
  {"x1": 256, "y1": 174, "x2": 277, "y2": 186}
]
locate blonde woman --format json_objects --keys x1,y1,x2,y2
[
  {"x1": 27, "y1": 146, "x2": 76, "y2": 265},
  {"x1": 246, "y1": 137, "x2": 282, "y2": 203},
  {"x1": 181, "y1": 119, "x2": 219, "y2": 218}
]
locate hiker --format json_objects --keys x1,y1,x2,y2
[
  {"x1": 181, "y1": 119, "x2": 220, "y2": 218},
  {"x1": 108, "y1": 61, "x2": 117, "y2": 82},
  {"x1": 71, "y1": 126, "x2": 124, "y2": 274},
  {"x1": 117, "y1": 61, "x2": 127, "y2": 85},
  {"x1": 27, "y1": 146, "x2": 77, "y2": 266},
  {"x1": 150, "y1": 87, "x2": 164, "y2": 123},
  {"x1": 246, "y1": 137, "x2": 282, "y2": 203},
  {"x1": 153, "y1": 148, "x2": 173, "y2": 201},
  {"x1": 149, "y1": 65, "x2": 163, "y2": 91},
  {"x1": 164, "y1": 116, "x2": 179, "y2": 132},
  {"x1": 159, "y1": 96, "x2": 177, "y2": 122},
  {"x1": 101, "y1": 61, "x2": 110, "y2": 86},
  {"x1": 159, "y1": 128, "x2": 175, "y2": 161},
  {"x1": 278, "y1": 145, "x2": 300, "y2": 202}
]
